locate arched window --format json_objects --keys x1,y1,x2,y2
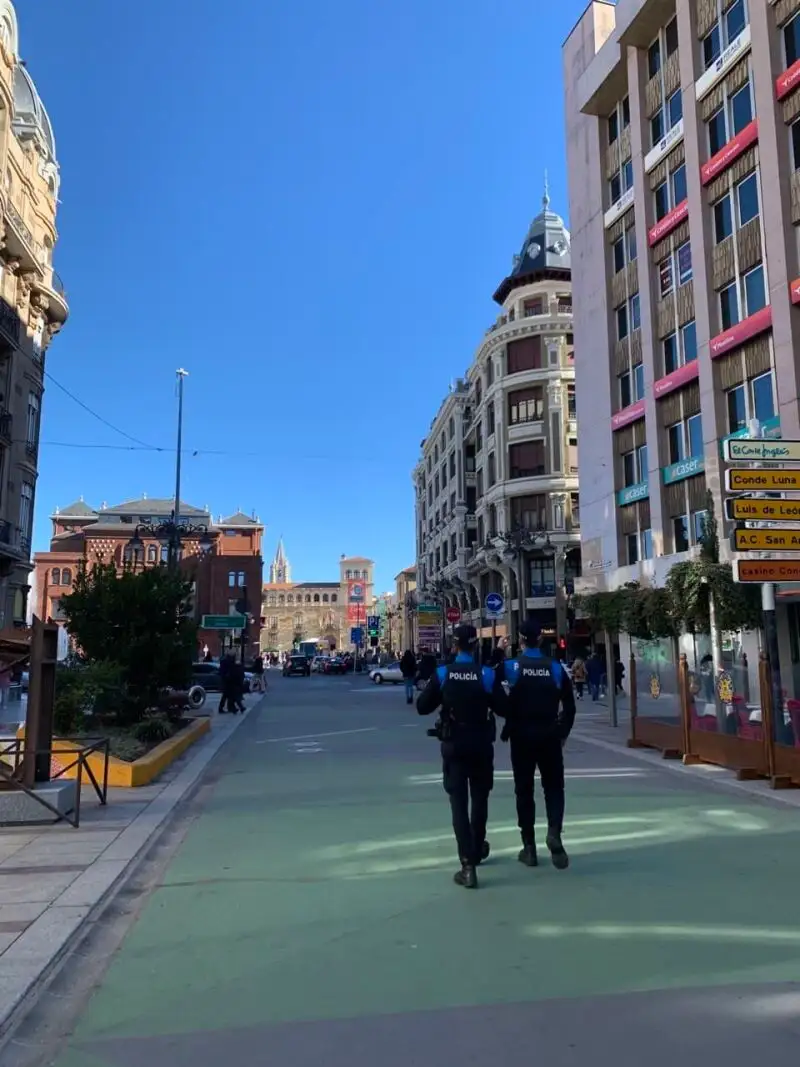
[
  {"x1": 61, "y1": 567, "x2": 72, "y2": 586},
  {"x1": 305, "y1": 594, "x2": 311, "y2": 603},
  {"x1": 449, "y1": 416, "x2": 455, "y2": 439},
  {"x1": 322, "y1": 593, "x2": 329, "y2": 603},
  {"x1": 267, "y1": 594, "x2": 276, "y2": 606},
  {"x1": 287, "y1": 594, "x2": 293, "y2": 604},
  {"x1": 147, "y1": 545, "x2": 156, "y2": 563},
  {"x1": 331, "y1": 593, "x2": 338, "y2": 603},
  {"x1": 361, "y1": 569, "x2": 368, "y2": 579},
  {"x1": 441, "y1": 432, "x2": 446, "y2": 452},
  {"x1": 313, "y1": 593, "x2": 320, "y2": 603},
  {"x1": 42, "y1": 237, "x2": 53, "y2": 267},
  {"x1": 345, "y1": 569, "x2": 352, "y2": 579},
  {"x1": 278, "y1": 594, "x2": 285, "y2": 605},
  {"x1": 51, "y1": 567, "x2": 60, "y2": 585}
]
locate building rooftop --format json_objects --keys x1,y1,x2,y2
[
  {"x1": 493, "y1": 179, "x2": 572, "y2": 304},
  {"x1": 52, "y1": 499, "x2": 97, "y2": 520},
  {"x1": 218, "y1": 511, "x2": 262, "y2": 528}
]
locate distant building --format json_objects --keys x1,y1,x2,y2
[
  {"x1": 32, "y1": 497, "x2": 264, "y2": 658},
  {"x1": 261, "y1": 546, "x2": 374, "y2": 652},
  {"x1": 394, "y1": 566, "x2": 417, "y2": 651}
]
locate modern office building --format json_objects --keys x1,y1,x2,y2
[
  {"x1": 0, "y1": 1, "x2": 69, "y2": 628},
  {"x1": 564, "y1": 0, "x2": 800, "y2": 688},
  {"x1": 413, "y1": 191, "x2": 581, "y2": 650}
]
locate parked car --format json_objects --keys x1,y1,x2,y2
[
  {"x1": 191, "y1": 662, "x2": 252, "y2": 692},
  {"x1": 369, "y1": 663, "x2": 403, "y2": 685},
  {"x1": 283, "y1": 655, "x2": 311, "y2": 677}
]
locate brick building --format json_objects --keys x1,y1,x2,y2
[{"x1": 32, "y1": 497, "x2": 264, "y2": 658}]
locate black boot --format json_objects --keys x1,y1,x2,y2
[
  {"x1": 518, "y1": 842, "x2": 538, "y2": 867},
  {"x1": 476, "y1": 840, "x2": 490, "y2": 866},
  {"x1": 546, "y1": 829, "x2": 569, "y2": 870},
  {"x1": 454, "y1": 862, "x2": 478, "y2": 889}
]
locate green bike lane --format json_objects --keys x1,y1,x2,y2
[{"x1": 46, "y1": 677, "x2": 800, "y2": 1065}]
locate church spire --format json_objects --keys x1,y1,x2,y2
[{"x1": 269, "y1": 538, "x2": 291, "y2": 584}]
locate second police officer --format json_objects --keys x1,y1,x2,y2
[
  {"x1": 504, "y1": 620, "x2": 576, "y2": 870},
  {"x1": 416, "y1": 624, "x2": 500, "y2": 890}
]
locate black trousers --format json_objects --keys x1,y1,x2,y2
[
  {"x1": 509, "y1": 734, "x2": 565, "y2": 843},
  {"x1": 441, "y1": 740, "x2": 494, "y2": 865}
]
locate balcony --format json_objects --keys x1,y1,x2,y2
[
  {"x1": 0, "y1": 521, "x2": 28, "y2": 558},
  {"x1": 33, "y1": 267, "x2": 69, "y2": 324},
  {"x1": 510, "y1": 466, "x2": 546, "y2": 479},
  {"x1": 5, "y1": 201, "x2": 38, "y2": 270}
]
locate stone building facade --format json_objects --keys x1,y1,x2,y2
[
  {"x1": 0, "y1": 2, "x2": 69, "y2": 629},
  {"x1": 261, "y1": 546, "x2": 375, "y2": 652}
]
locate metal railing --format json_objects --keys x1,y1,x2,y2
[
  {"x1": 0, "y1": 737, "x2": 110, "y2": 828},
  {"x1": 51, "y1": 270, "x2": 65, "y2": 295}
]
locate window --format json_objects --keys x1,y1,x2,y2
[
  {"x1": 648, "y1": 37, "x2": 661, "y2": 79},
  {"x1": 51, "y1": 567, "x2": 60, "y2": 586},
  {"x1": 792, "y1": 117, "x2": 800, "y2": 171},
  {"x1": 229, "y1": 571, "x2": 237, "y2": 587},
  {"x1": 633, "y1": 362, "x2": 644, "y2": 400},
  {"x1": 626, "y1": 532, "x2": 640, "y2": 566},
  {"x1": 448, "y1": 416, "x2": 454, "y2": 439},
  {"x1": 742, "y1": 264, "x2": 766, "y2": 317},
  {"x1": 720, "y1": 281, "x2": 739, "y2": 331},
  {"x1": 314, "y1": 593, "x2": 320, "y2": 603},
  {"x1": 612, "y1": 225, "x2": 636, "y2": 273},
  {"x1": 655, "y1": 162, "x2": 686, "y2": 221},
  {"x1": 703, "y1": 0, "x2": 746, "y2": 70},
  {"x1": 787, "y1": 12, "x2": 800, "y2": 68},
  {"x1": 668, "y1": 90, "x2": 682, "y2": 128},
  {"x1": 567, "y1": 384, "x2": 576, "y2": 418},
  {"x1": 651, "y1": 108, "x2": 664, "y2": 148},
  {"x1": 636, "y1": 443, "x2": 648, "y2": 482},
  {"x1": 707, "y1": 76, "x2": 753, "y2": 156},
  {"x1": 616, "y1": 295, "x2": 639, "y2": 340},
  {"x1": 609, "y1": 159, "x2": 633, "y2": 206},
  {"x1": 648, "y1": 17, "x2": 678, "y2": 80},
  {"x1": 674, "y1": 516, "x2": 690, "y2": 553},
  {"x1": 509, "y1": 441, "x2": 546, "y2": 479},
  {"x1": 668, "y1": 414, "x2": 703, "y2": 464},
  {"x1": 714, "y1": 193, "x2": 733, "y2": 243},
  {"x1": 665, "y1": 319, "x2": 698, "y2": 373},
  {"x1": 641, "y1": 528, "x2": 653, "y2": 560},
  {"x1": 19, "y1": 482, "x2": 33, "y2": 543},
  {"x1": 509, "y1": 387, "x2": 544, "y2": 424},
  {"x1": 622, "y1": 444, "x2": 647, "y2": 487},
  {"x1": 607, "y1": 96, "x2": 630, "y2": 145},
  {"x1": 331, "y1": 593, "x2": 338, "y2": 603},
  {"x1": 26, "y1": 393, "x2": 39, "y2": 450},
  {"x1": 651, "y1": 91, "x2": 683, "y2": 148},
  {"x1": 736, "y1": 172, "x2": 759, "y2": 227},
  {"x1": 726, "y1": 372, "x2": 775, "y2": 434},
  {"x1": 619, "y1": 364, "x2": 643, "y2": 409},
  {"x1": 692, "y1": 510, "x2": 708, "y2": 544},
  {"x1": 147, "y1": 545, "x2": 156, "y2": 563}
]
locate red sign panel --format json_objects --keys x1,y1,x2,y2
[
  {"x1": 346, "y1": 578, "x2": 366, "y2": 624},
  {"x1": 790, "y1": 278, "x2": 800, "y2": 305},
  {"x1": 611, "y1": 398, "x2": 645, "y2": 431},
  {"x1": 701, "y1": 119, "x2": 759, "y2": 186},
  {"x1": 710, "y1": 304, "x2": 773, "y2": 359},
  {"x1": 776, "y1": 59, "x2": 800, "y2": 101},
  {"x1": 445, "y1": 606, "x2": 461, "y2": 624},
  {"x1": 648, "y1": 199, "x2": 688, "y2": 247},
  {"x1": 653, "y1": 358, "x2": 699, "y2": 399}
]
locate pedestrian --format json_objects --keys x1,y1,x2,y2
[
  {"x1": 400, "y1": 648, "x2": 417, "y2": 705},
  {"x1": 218, "y1": 653, "x2": 236, "y2": 714},
  {"x1": 490, "y1": 637, "x2": 509, "y2": 681},
  {"x1": 615, "y1": 656, "x2": 625, "y2": 694},
  {"x1": 571, "y1": 657, "x2": 586, "y2": 700},
  {"x1": 586, "y1": 649, "x2": 605, "y2": 702},
  {"x1": 503, "y1": 620, "x2": 576, "y2": 870},
  {"x1": 251, "y1": 653, "x2": 266, "y2": 693},
  {"x1": 417, "y1": 625, "x2": 500, "y2": 890},
  {"x1": 231, "y1": 657, "x2": 246, "y2": 712}
]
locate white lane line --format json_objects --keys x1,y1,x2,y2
[{"x1": 256, "y1": 727, "x2": 378, "y2": 745}]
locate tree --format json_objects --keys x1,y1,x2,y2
[{"x1": 60, "y1": 562, "x2": 197, "y2": 721}]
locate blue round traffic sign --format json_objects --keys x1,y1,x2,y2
[{"x1": 485, "y1": 592, "x2": 504, "y2": 613}]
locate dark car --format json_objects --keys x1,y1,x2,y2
[
  {"x1": 323, "y1": 657, "x2": 349, "y2": 675},
  {"x1": 283, "y1": 655, "x2": 311, "y2": 677},
  {"x1": 191, "y1": 662, "x2": 252, "y2": 692}
]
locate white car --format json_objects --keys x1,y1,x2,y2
[{"x1": 369, "y1": 663, "x2": 404, "y2": 685}]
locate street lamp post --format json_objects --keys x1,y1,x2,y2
[
  {"x1": 171, "y1": 368, "x2": 189, "y2": 568},
  {"x1": 497, "y1": 525, "x2": 555, "y2": 647}
]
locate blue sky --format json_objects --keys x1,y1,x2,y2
[{"x1": 26, "y1": 0, "x2": 588, "y2": 591}]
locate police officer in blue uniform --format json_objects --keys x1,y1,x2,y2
[
  {"x1": 504, "y1": 620, "x2": 576, "y2": 869},
  {"x1": 417, "y1": 625, "x2": 499, "y2": 889}
]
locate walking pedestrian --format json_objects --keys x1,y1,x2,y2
[
  {"x1": 503, "y1": 620, "x2": 576, "y2": 870},
  {"x1": 218, "y1": 653, "x2": 236, "y2": 714},
  {"x1": 251, "y1": 654, "x2": 266, "y2": 693},
  {"x1": 416, "y1": 625, "x2": 501, "y2": 890},
  {"x1": 586, "y1": 649, "x2": 605, "y2": 702},
  {"x1": 571, "y1": 657, "x2": 586, "y2": 700},
  {"x1": 400, "y1": 649, "x2": 417, "y2": 705}
]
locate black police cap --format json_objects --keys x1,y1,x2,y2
[
  {"x1": 518, "y1": 620, "x2": 542, "y2": 642},
  {"x1": 453, "y1": 624, "x2": 478, "y2": 644}
]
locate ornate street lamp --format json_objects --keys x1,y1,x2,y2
[{"x1": 126, "y1": 521, "x2": 213, "y2": 569}]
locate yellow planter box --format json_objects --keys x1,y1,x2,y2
[{"x1": 15, "y1": 717, "x2": 211, "y2": 788}]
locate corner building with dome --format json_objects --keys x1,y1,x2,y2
[{"x1": 0, "y1": 1, "x2": 68, "y2": 627}]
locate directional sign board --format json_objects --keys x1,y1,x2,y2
[
  {"x1": 201, "y1": 614, "x2": 246, "y2": 629},
  {"x1": 733, "y1": 528, "x2": 800, "y2": 551},
  {"x1": 723, "y1": 438, "x2": 800, "y2": 463},
  {"x1": 725, "y1": 468, "x2": 800, "y2": 492},
  {"x1": 485, "y1": 592, "x2": 504, "y2": 617},
  {"x1": 726, "y1": 497, "x2": 800, "y2": 521},
  {"x1": 734, "y1": 559, "x2": 800, "y2": 583}
]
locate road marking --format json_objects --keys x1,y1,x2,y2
[
  {"x1": 406, "y1": 769, "x2": 645, "y2": 785},
  {"x1": 256, "y1": 727, "x2": 378, "y2": 744}
]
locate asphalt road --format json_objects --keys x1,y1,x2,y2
[{"x1": 15, "y1": 672, "x2": 800, "y2": 1065}]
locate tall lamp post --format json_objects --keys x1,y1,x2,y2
[{"x1": 497, "y1": 525, "x2": 555, "y2": 647}]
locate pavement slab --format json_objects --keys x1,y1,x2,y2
[{"x1": 3, "y1": 672, "x2": 792, "y2": 1067}]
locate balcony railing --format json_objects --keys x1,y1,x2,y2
[
  {"x1": 557, "y1": 300, "x2": 573, "y2": 313},
  {"x1": 510, "y1": 465, "x2": 546, "y2": 479},
  {"x1": 509, "y1": 410, "x2": 544, "y2": 426},
  {"x1": 51, "y1": 270, "x2": 65, "y2": 296},
  {"x1": 7, "y1": 201, "x2": 34, "y2": 249}
]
